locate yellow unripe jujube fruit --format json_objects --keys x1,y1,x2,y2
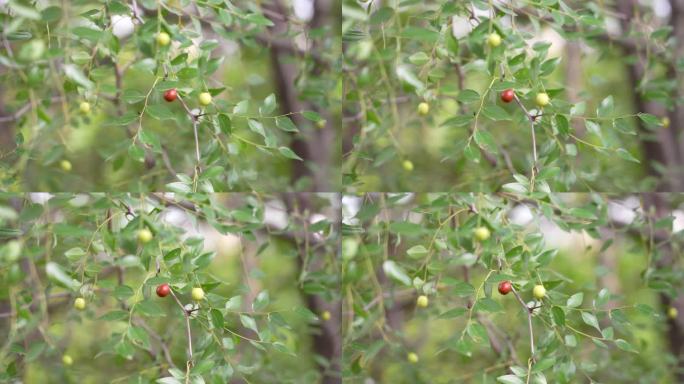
[
  {"x1": 62, "y1": 355, "x2": 73, "y2": 365},
  {"x1": 74, "y1": 297, "x2": 86, "y2": 310},
  {"x1": 192, "y1": 287, "x2": 205, "y2": 301},
  {"x1": 535, "y1": 93, "x2": 550, "y2": 107},
  {"x1": 60, "y1": 160, "x2": 72, "y2": 172},
  {"x1": 487, "y1": 33, "x2": 502, "y2": 47},
  {"x1": 137, "y1": 228, "x2": 153, "y2": 243},
  {"x1": 417, "y1": 102, "x2": 429, "y2": 116},
  {"x1": 407, "y1": 352, "x2": 419, "y2": 363},
  {"x1": 321, "y1": 310, "x2": 331, "y2": 321},
  {"x1": 199, "y1": 92, "x2": 212, "y2": 106},
  {"x1": 668, "y1": 306, "x2": 678, "y2": 319},
  {"x1": 662, "y1": 117, "x2": 670, "y2": 128},
  {"x1": 79, "y1": 101, "x2": 91, "y2": 114},
  {"x1": 156, "y1": 32, "x2": 170, "y2": 46},
  {"x1": 533, "y1": 284, "x2": 546, "y2": 300},
  {"x1": 402, "y1": 160, "x2": 414, "y2": 172},
  {"x1": 474, "y1": 226, "x2": 490, "y2": 242},
  {"x1": 416, "y1": 295, "x2": 429, "y2": 308}
]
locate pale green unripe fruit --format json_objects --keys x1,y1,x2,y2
[
  {"x1": 60, "y1": 160, "x2": 72, "y2": 172},
  {"x1": 137, "y1": 228, "x2": 153, "y2": 243},
  {"x1": 192, "y1": 287, "x2": 205, "y2": 301},
  {"x1": 19, "y1": 39, "x2": 45, "y2": 61},
  {"x1": 416, "y1": 295, "x2": 429, "y2": 308},
  {"x1": 474, "y1": 226, "x2": 490, "y2": 241},
  {"x1": 533, "y1": 284, "x2": 546, "y2": 300},
  {"x1": 402, "y1": 160, "x2": 414, "y2": 172},
  {"x1": 407, "y1": 352, "x2": 419, "y2": 363},
  {"x1": 199, "y1": 92, "x2": 212, "y2": 106},
  {"x1": 4, "y1": 240, "x2": 21, "y2": 262},
  {"x1": 535, "y1": 93, "x2": 550, "y2": 107},
  {"x1": 662, "y1": 117, "x2": 670, "y2": 128},
  {"x1": 156, "y1": 32, "x2": 170, "y2": 46},
  {"x1": 487, "y1": 32, "x2": 502, "y2": 47},
  {"x1": 62, "y1": 355, "x2": 73, "y2": 365},
  {"x1": 668, "y1": 306, "x2": 678, "y2": 319},
  {"x1": 341, "y1": 238, "x2": 359, "y2": 260},
  {"x1": 417, "y1": 102, "x2": 429, "y2": 116},
  {"x1": 321, "y1": 310, "x2": 331, "y2": 321},
  {"x1": 79, "y1": 102, "x2": 91, "y2": 114},
  {"x1": 74, "y1": 297, "x2": 86, "y2": 310}
]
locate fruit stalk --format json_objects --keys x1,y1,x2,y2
[
  {"x1": 176, "y1": 95, "x2": 202, "y2": 169},
  {"x1": 192, "y1": 117, "x2": 200, "y2": 165},
  {"x1": 512, "y1": 93, "x2": 538, "y2": 176},
  {"x1": 510, "y1": 286, "x2": 535, "y2": 362},
  {"x1": 169, "y1": 289, "x2": 194, "y2": 365}
]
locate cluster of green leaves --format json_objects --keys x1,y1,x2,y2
[
  {"x1": 342, "y1": 1, "x2": 672, "y2": 191},
  {"x1": 342, "y1": 193, "x2": 675, "y2": 383},
  {"x1": 0, "y1": 1, "x2": 331, "y2": 191},
  {"x1": 0, "y1": 192, "x2": 338, "y2": 383}
]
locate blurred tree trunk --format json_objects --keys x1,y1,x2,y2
[
  {"x1": 228, "y1": 241, "x2": 263, "y2": 384},
  {"x1": 267, "y1": 0, "x2": 335, "y2": 192},
  {"x1": 282, "y1": 193, "x2": 341, "y2": 384},
  {"x1": 672, "y1": 0, "x2": 684, "y2": 165},
  {"x1": 619, "y1": 0, "x2": 684, "y2": 375},
  {"x1": 564, "y1": 41, "x2": 585, "y2": 136},
  {"x1": 617, "y1": 0, "x2": 684, "y2": 190},
  {"x1": 641, "y1": 193, "x2": 684, "y2": 382},
  {"x1": 266, "y1": 1, "x2": 340, "y2": 380}
]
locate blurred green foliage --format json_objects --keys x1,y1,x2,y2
[
  {"x1": 0, "y1": 192, "x2": 338, "y2": 383},
  {"x1": 342, "y1": 193, "x2": 681, "y2": 383}
]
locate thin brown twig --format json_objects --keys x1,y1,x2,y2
[
  {"x1": 132, "y1": 316, "x2": 178, "y2": 370},
  {"x1": 192, "y1": 118, "x2": 200, "y2": 165},
  {"x1": 160, "y1": 145, "x2": 178, "y2": 178},
  {"x1": 130, "y1": 0, "x2": 144, "y2": 23},
  {"x1": 113, "y1": 63, "x2": 124, "y2": 116},
  {"x1": 454, "y1": 62, "x2": 498, "y2": 168},
  {"x1": 0, "y1": 288, "x2": 117, "y2": 318},
  {"x1": 512, "y1": 93, "x2": 538, "y2": 177},
  {"x1": 176, "y1": 95, "x2": 201, "y2": 169},
  {"x1": 168, "y1": 289, "x2": 194, "y2": 380},
  {"x1": 511, "y1": 286, "x2": 536, "y2": 362},
  {"x1": 0, "y1": 96, "x2": 63, "y2": 122}
]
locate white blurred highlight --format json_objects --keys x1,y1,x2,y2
[
  {"x1": 111, "y1": 15, "x2": 135, "y2": 39},
  {"x1": 673, "y1": 210, "x2": 684, "y2": 233},
  {"x1": 509, "y1": 204, "x2": 534, "y2": 226},
  {"x1": 342, "y1": 195, "x2": 362, "y2": 225},
  {"x1": 608, "y1": 196, "x2": 640, "y2": 225},
  {"x1": 160, "y1": 206, "x2": 241, "y2": 255},
  {"x1": 294, "y1": 0, "x2": 314, "y2": 21},
  {"x1": 29, "y1": 193, "x2": 53, "y2": 205},
  {"x1": 264, "y1": 199, "x2": 288, "y2": 230}
]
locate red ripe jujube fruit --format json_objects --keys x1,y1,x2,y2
[
  {"x1": 498, "y1": 280, "x2": 512, "y2": 295},
  {"x1": 500, "y1": 89, "x2": 515, "y2": 103},
  {"x1": 156, "y1": 283, "x2": 171, "y2": 297},
  {"x1": 164, "y1": 89, "x2": 178, "y2": 102}
]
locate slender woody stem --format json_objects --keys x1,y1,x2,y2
[
  {"x1": 511, "y1": 287, "x2": 535, "y2": 361},
  {"x1": 176, "y1": 95, "x2": 202, "y2": 174},
  {"x1": 169, "y1": 290, "x2": 193, "y2": 364},
  {"x1": 512, "y1": 93, "x2": 538, "y2": 177},
  {"x1": 192, "y1": 118, "x2": 201, "y2": 164}
]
